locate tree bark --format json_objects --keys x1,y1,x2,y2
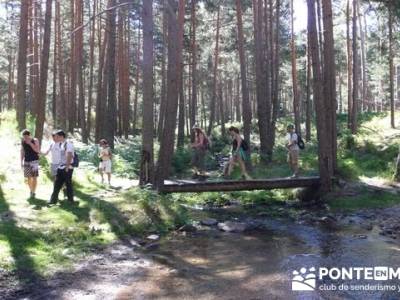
[
  {"x1": 16, "y1": 0, "x2": 29, "y2": 130},
  {"x1": 351, "y1": 0, "x2": 358, "y2": 134},
  {"x1": 322, "y1": 0, "x2": 337, "y2": 173},
  {"x1": 77, "y1": 0, "x2": 87, "y2": 143},
  {"x1": 155, "y1": 0, "x2": 185, "y2": 188},
  {"x1": 87, "y1": 0, "x2": 97, "y2": 138},
  {"x1": 158, "y1": 0, "x2": 168, "y2": 140},
  {"x1": 56, "y1": 0, "x2": 66, "y2": 129},
  {"x1": 305, "y1": 32, "x2": 312, "y2": 141},
  {"x1": 68, "y1": 0, "x2": 77, "y2": 133},
  {"x1": 207, "y1": 6, "x2": 221, "y2": 136},
  {"x1": 133, "y1": 25, "x2": 141, "y2": 136},
  {"x1": 235, "y1": 0, "x2": 252, "y2": 144},
  {"x1": 308, "y1": 0, "x2": 332, "y2": 192},
  {"x1": 105, "y1": 0, "x2": 117, "y2": 149},
  {"x1": 190, "y1": 0, "x2": 198, "y2": 138},
  {"x1": 346, "y1": 0, "x2": 353, "y2": 129},
  {"x1": 35, "y1": 0, "x2": 53, "y2": 141},
  {"x1": 140, "y1": 0, "x2": 155, "y2": 185},
  {"x1": 290, "y1": 0, "x2": 301, "y2": 134},
  {"x1": 388, "y1": 0, "x2": 395, "y2": 128}
]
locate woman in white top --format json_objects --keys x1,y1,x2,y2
[
  {"x1": 98, "y1": 139, "x2": 112, "y2": 185},
  {"x1": 42, "y1": 133, "x2": 61, "y2": 179}
]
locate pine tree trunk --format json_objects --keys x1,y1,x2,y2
[
  {"x1": 190, "y1": 0, "x2": 197, "y2": 138},
  {"x1": 32, "y1": 1, "x2": 40, "y2": 117},
  {"x1": 87, "y1": 0, "x2": 97, "y2": 139},
  {"x1": 388, "y1": 0, "x2": 395, "y2": 129},
  {"x1": 235, "y1": 0, "x2": 252, "y2": 144},
  {"x1": 132, "y1": 25, "x2": 141, "y2": 136},
  {"x1": 155, "y1": 0, "x2": 184, "y2": 188},
  {"x1": 177, "y1": 66, "x2": 185, "y2": 148},
  {"x1": 306, "y1": 32, "x2": 312, "y2": 142},
  {"x1": 16, "y1": 0, "x2": 29, "y2": 130},
  {"x1": 105, "y1": 0, "x2": 117, "y2": 149},
  {"x1": 207, "y1": 6, "x2": 221, "y2": 136},
  {"x1": 52, "y1": 9, "x2": 57, "y2": 125},
  {"x1": 77, "y1": 0, "x2": 87, "y2": 142},
  {"x1": 56, "y1": 0, "x2": 66, "y2": 129},
  {"x1": 322, "y1": 0, "x2": 337, "y2": 173},
  {"x1": 351, "y1": 0, "x2": 358, "y2": 134},
  {"x1": 290, "y1": 0, "x2": 301, "y2": 134},
  {"x1": 140, "y1": 0, "x2": 155, "y2": 185},
  {"x1": 68, "y1": 0, "x2": 77, "y2": 133},
  {"x1": 346, "y1": 0, "x2": 353, "y2": 129},
  {"x1": 158, "y1": 0, "x2": 167, "y2": 140},
  {"x1": 95, "y1": 21, "x2": 107, "y2": 142},
  {"x1": 307, "y1": 0, "x2": 332, "y2": 192},
  {"x1": 35, "y1": 0, "x2": 53, "y2": 142}
]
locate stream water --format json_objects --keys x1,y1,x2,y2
[{"x1": 116, "y1": 205, "x2": 400, "y2": 300}]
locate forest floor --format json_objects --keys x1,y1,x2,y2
[{"x1": 1, "y1": 111, "x2": 400, "y2": 299}]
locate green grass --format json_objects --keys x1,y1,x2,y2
[
  {"x1": 0, "y1": 111, "x2": 188, "y2": 277},
  {"x1": 327, "y1": 189, "x2": 400, "y2": 211}
]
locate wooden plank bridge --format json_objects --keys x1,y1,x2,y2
[{"x1": 160, "y1": 176, "x2": 321, "y2": 193}]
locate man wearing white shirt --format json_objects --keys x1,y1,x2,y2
[{"x1": 49, "y1": 130, "x2": 76, "y2": 204}]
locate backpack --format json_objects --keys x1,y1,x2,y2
[
  {"x1": 63, "y1": 142, "x2": 79, "y2": 167},
  {"x1": 296, "y1": 133, "x2": 305, "y2": 150},
  {"x1": 241, "y1": 139, "x2": 249, "y2": 151}
]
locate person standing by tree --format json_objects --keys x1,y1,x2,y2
[
  {"x1": 286, "y1": 124, "x2": 300, "y2": 177},
  {"x1": 49, "y1": 130, "x2": 75, "y2": 204},
  {"x1": 98, "y1": 139, "x2": 112, "y2": 185},
  {"x1": 191, "y1": 126, "x2": 208, "y2": 178},
  {"x1": 20, "y1": 129, "x2": 40, "y2": 199},
  {"x1": 224, "y1": 126, "x2": 251, "y2": 180}
]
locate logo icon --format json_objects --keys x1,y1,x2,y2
[
  {"x1": 292, "y1": 267, "x2": 316, "y2": 291},
  {"x1": 374, "y1": 267, "x2": 388, "y2": 280}
]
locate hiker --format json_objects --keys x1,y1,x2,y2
[
  {"x1": 224, "y1": 126, "x2": 251, "y2": 180},
  {"x1": 286, "y1": 124, "x2": 300, "y2": 177},
  {"x1": 49, "y1": 130, "x2": 76, "y2": 204},
  {"x1": 42, "y1": 132, "x2": 61, "y2": 180},
  {"x1": 98, "y1": 139, "x2": 112, "y2": 185},
  {"x1": 191, "y1": 126, "x2": 208, "y2": 178},
  {"x1": 20, "y1": 129, "x2": 40, "y2": 199}
]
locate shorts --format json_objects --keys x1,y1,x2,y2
[
  {"x1": 232, "y1": 148, "x2": 249, "y2": 161},
  {"x1": 192, "y1": 147, "x2": 206, "y2": 170},
  {"x1": 51, "y1": 164, "x2": 60, "y2": 177},
  {"x1": 287, "y1": 149, "x2": 299, "y2": 166},
  {"x1": 24, "y1": 160, "x2": 39, "y2": 178},
  {"x1": 99, "y1": 160, "x2": 112, "y2": 173}
]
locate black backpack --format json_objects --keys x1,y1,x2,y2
[
  {"x1": 297, "y1": 134, "x2": 305, "y2": 150},
  {"x1": 63, "y1": 142, "x2": 79, "y2": 167},
  {"x1": 241, "y1": 139, "x2": 249, "y2": 151}
]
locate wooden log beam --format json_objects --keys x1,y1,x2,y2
[{"x1": 159, "y1": 176, "x2": 321, "y2": 193}]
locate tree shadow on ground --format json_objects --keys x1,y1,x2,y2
[
  {"x1": 73, "y1": 184, "x2": 136, "y2": 239},
  {"x1": 0, "y1": 184, "x2": 48, "y2": 299},
  {"x1": 27, "y1": 197, "x2": 48, "y2": 210}
]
